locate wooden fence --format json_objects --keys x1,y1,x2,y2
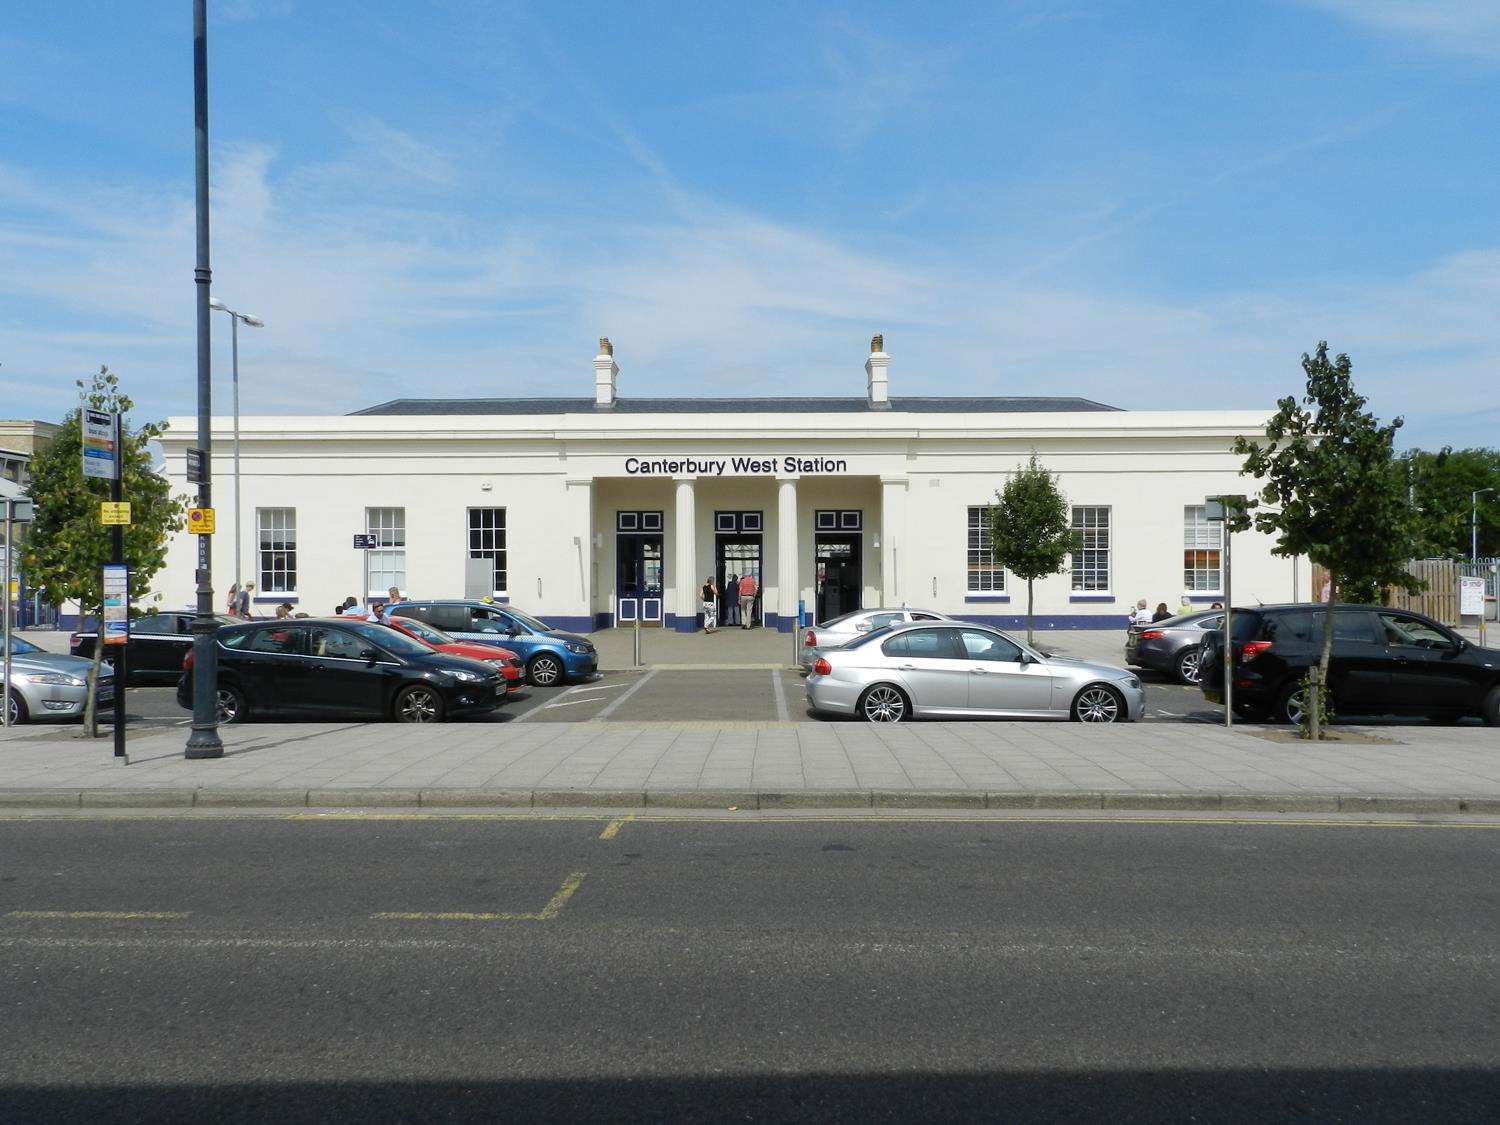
[{"x1": 1308, "y1": 560, "x2": 1459, "y2": 625}]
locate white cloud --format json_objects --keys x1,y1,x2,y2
[
  {"x1": 1, "y1": 137, "x2": 1496, "y2": 447},
  {"x1": 1298, "y1": 1, "x2": 1500, "y2": 59}
]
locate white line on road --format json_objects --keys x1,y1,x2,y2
[
  {"x1": 542, "y1": 697, "x2": 603, "y2": 709},
  {"x1": 594, "y1": 670, "x2": 656, "y2": 721},
  {"x1": 771, "y1": 668, "x2": 789, "y2": 722}
]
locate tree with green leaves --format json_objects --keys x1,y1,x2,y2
[
  {"x1": 1400, "y1": 446, "x2": 1500, "y2": 560},
  {"x1": 21, "y1": 367, "x2": 187, "y2": 734},
  {"x1": 1231, "y1": 343, "x2": 1426, "y2": 739},
  {"x1": 988, "y1": 454, "x2": 1074, "y2": 647}
]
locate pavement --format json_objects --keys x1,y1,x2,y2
[{"x1": 2, "y1": 814, "x2": 1497, "y2": 1121}]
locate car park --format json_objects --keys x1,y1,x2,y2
[
  {"x1": 379, "y1": 615, "x2": 523, "y2": 695},
  {"x1": 805, "y1": 620, "x2": 1144, "y2": 722},
  {"x1": 175, "y1": 617, "x2": 506, "y2": 723},
  {"x1": 389, "y1": 601, "x2": 597, "y2": 686},
  {"x1": 71, "y1": 611, "x2": 239, "y2": 685},
  {"x1": 1198, "y1": 603, "x2": 1500, "y2": 725},
  {"x1": 800, "y1": 607, "x2": 951, "y2": 672},
  {"x1": 1125, "y1": 609, "x2": 1222, "y2": 685},
  {"x1": 3, "y1": 635, "x2": 114, "y2": 724}
]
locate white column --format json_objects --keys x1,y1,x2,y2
[
  {"x1": 880, "y1": 476, "x2": 907, "y2": 607},
  {"x1": 564, "y1": 478, "x2": 594, "y2": 631},
  {"x1": 777, "y1": 477, "x2": 799, "y2": 631},
  {"x1": 674, "y1": 477, "x2": 696, "y2": 630}
]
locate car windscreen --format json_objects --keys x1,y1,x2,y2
[
  {"x1": 505, "y1": 608, "x2": 551, "y2": 633},
  {"x1": 392, "y1": 618, "x2": 453, "y2": 646},
  {"x1": 339, "y1": 621, "x2": 434, "y2": 657},
  {"x1": 817, "y1": 610, "x2": 862, "y2": 630},
  {"x1": 2, "y1": 636, "x2": 40, "y2": 656},
  {"x1": 843, "y1": 624, "x2": 898, "y2": 648}
]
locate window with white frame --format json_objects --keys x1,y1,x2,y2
[
  {"x1": 256, "y1": 508, "x2": 296, "y2": 593},
  {"x1": 1070, "y1": 505, "x2": 1111, "y2": 591},
  {"x1": 1183, "y1": 504, "x2": 1223, "y2": 592},
  {"x1": 966, "y1": 506, "x2": 1005, "y2": 592},
  {"x1": 468, "y1": 507, "x2": 508, "y2": 593},
  {"x1": 366, "y1": 507, "x2": 406, "y2": 594}
]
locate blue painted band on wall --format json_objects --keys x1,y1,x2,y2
[
  {"x1": 963, "y1": 595, "x2": 1011, "y2": 604},
  {"x1": 1068, "y1": 594, "x2": 1116, "y2": 603},
  {"x1": 253, "y1": 595, "x2": 296, "y2": 604},
  {"x1": 544, "y1": 615, "x2": 595, "y2": 635},
  {"x1": 1185, "y1": 594, "x2": 1225, "y2": 603}
]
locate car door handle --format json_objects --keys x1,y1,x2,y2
[
  {"x1": 898, "y1": 663, "x2": 917, "y2": 670},
  {"x1": 970, "y1": 667, "x2": 988, "y2": 675}
]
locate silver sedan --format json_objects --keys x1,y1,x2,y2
[
  {"x1": 804, "y1": 621, "x2": 1144, "y2": 722},
  {"x1": 3, "y1": 636, "x2": 115, "y2": 724}
]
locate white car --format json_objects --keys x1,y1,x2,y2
[{"x1": 799, "y1": 607, "x2": 951, "y2": 672}]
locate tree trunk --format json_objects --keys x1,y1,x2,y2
[
  {"x1": 81, "y1": 605, "x2": 104, "y2": 739},
  {"x1": 1311, "y1": 575, "x2": 1337, "y2": 741},
  {"x1": 1026, "y1": 578, "x2": 1035, "y2": 647}
]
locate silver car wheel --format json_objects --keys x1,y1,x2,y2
[
  {"x1": 5, "y1": 693, "x2": 24, "y2": 725},
  {"x1": 861, "y1": 685, "x2": 906, "y2": 723},
  {"x1": 1281, "y1": 685, "x2": 1308, "y2": 726},
  {"x1": 529, "y1": 655, "x2": 562, "y2": 686},
  {"x1": 1176, "y1": 648, "x2": 1202, "y2": 685},
  {"x1": 215, "y1": 688, "x2": 243, "y2": 725},
  {"x1": 1074, "y1": 686, "x2": 1121, "y2": 723},
  {"x1": 396, "y1": 686, "x2": 441, "y2": 723}
]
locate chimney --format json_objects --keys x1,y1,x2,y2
[
  {"x1": 593, "y1": 336, "x2": 618, "y2": 409},
  {"x1": 864, "y1": 333, "x2": 890, "y2": 409}
]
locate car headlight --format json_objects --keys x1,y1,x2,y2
[
  {"x1": 485, "y1": 658, "x2": 508, "y2": 667},
  {"x1": 1125, "y1": 676, "x2": 1141, "y2": 690},
  {"x1": 564, "y1": 642, "x2": 591, "y2": 654},
  {"x1": 21, "y1": 672, "x2": 88, "y2": 687},
  {"x1": 449, "y1": 669, "x2": 483, "y2": 683}
]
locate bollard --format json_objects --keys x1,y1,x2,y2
[{"x1": 632, "y1": 614, "x2": 642, "y2": 668}]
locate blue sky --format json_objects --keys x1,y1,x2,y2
[{"x1": 3, "y1": 1, "x2": 1498, "y2": 446}]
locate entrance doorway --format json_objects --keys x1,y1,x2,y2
[
  {"x1": 616, "y1": 510, "x2": 664, "y2": 626},
  {"x1": 815, "y1": 534, "x2": 862, "y2": 622},
  {"x1": 715, "y1": 510, "x2": 764, "y2": 627}
]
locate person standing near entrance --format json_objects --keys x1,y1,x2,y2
[
  {"x1": 724, "y1": 573, "x2": 738, "y2": 626},
  {"x1": 738, "y1": 572, "x2": 758, "y2": 629},
  {"x1": 701, "y1": 577, "x2": 718, "y2": 633}
]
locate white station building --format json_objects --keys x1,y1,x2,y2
[{"x1": 153, "y1": 337, "x2": 1301, "y2": 632}]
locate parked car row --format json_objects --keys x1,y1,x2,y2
[{"x1": 2, "y1": 634, "x2": 114, "y2": 725}]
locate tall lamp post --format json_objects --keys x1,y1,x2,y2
[
  {"x1": 208, "y1": 298, "x2": 264, "y2": 594},
  {"x1": 1473, "y1": 488, "x2": 1495, "y2": 564},
  {"x1": 186, "y1": 0, "x2": 222, "y2": 759}
]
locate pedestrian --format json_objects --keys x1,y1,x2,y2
[
  {"x1": 337, "y1": 596, "x2": 357, "y2": 615},
  {"x1": 340, "y1": 598, "x2": 366, "y2": 618},
  {"x1": 1131, "y1": 598, "x2": 1152, "y2": 627},
  {"x1": 1210, "y1": 601, "x2": 1223, "y2": 611},
  {"x1": 386, "y1": 586, "x2": 402, "y2": 614},
  {"x1": 738, "y1": 572, "x2": 758, "y2": 629},
  {"x1": 724, "y1": 573, "x2": 738, "y2": 626},
  {"x1": 226, "y1": 583, "x2": 239, "y2": 617},
  {"x1": 1151, "y1": 601, "x2": 1172, "y2": 622},
  {"x1": 237, "y1": 582, "x2": 254, "y2": 618},
  {"x1": 1178, "y1": 594, "x2": 1193, "y2": 616},
  {"x1": 701, "y1": 576, "x2": 719, "y2": 633},
  {"x1": 274, "y1": 603, "x2": 292, "y2": 620}
]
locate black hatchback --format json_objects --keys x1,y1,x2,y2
[
  {"x1": 72, "y1": 611, "x2": 239, "y2": 684},
  {"x1": 1199, "y1": 603, "x2": 1500, "y2": 725},
  {"x1": 175, "y1": 618, "x2": 505, "y2": 724}
]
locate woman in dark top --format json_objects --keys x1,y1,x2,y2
[
  {"x1": 701, "y1": 577, "x2": 719, "y2": 633},
  {"x1": 1151, "y1": 602, "x2": 1172, "y2": 622}
]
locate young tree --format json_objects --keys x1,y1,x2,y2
[
  {"x1": 1232, "y1": 343, "x2": 1425, "y2": 739},
  {"x1": 988, "y1": 454, "x2": 1073, "y2": 647},
  {"x1": 21, "y1": 368, "x2": 187, "y2": 734}
]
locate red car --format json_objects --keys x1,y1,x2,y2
[{"x1": 380, "y1": 616, "x2": 524, "y2": 693}]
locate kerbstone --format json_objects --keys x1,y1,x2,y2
[
  {"x1": 81, "y1": 789, "x2": 194, "y2": 808},
  {"x1": 194, "y1": 788, "x2": 308, "y2": 808}
]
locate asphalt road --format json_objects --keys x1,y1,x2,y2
[{"x1": 1, "y1": 813, "x2": 1496, "y2": 1121}]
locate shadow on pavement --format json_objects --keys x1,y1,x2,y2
[{"x1": 3, "y1": 1067, "x2": 1495, "y2": 1122}]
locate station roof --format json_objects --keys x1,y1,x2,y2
[{"x1": 349, "y1": 396, "x2": 1122, "y2": 417}]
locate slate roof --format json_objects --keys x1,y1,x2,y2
[{"x1": 349, "y1": 396, "x2": 1121, "y2": 416}]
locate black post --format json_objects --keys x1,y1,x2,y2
[
  {"x1": 186, "y1": 0, "x2": 222, "y2": 759},
  {"x1": 111, "y1": 432, "x2": 128, "y2": 760}
]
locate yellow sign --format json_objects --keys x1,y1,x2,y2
[
  {"x1": 100, "y1": 502, "x2": 132, "y2": 526},
  {"x1": 187, "y1": 507, "x2": 216, "y2": 535}
]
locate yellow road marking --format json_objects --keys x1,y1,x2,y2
[
  {"x1": 599, "y1": 816, "x2": 630, "y2": 840},
  {"x1": 7, "y1": 910, "x2": 190, "y2": 920},
  {"x1": 373, "y1": 871, "x2": 587, "y2": 922}
]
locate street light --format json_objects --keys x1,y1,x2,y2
[
  {"x1": 208, "y1": 298, "x2": 265, "y2": 598},
  {"x1": 1474, "y1": 488, "x2": 1496, "y2": 564}
]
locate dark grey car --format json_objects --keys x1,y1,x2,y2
[{"x1": 1124, "y1": 610, "x2": 1222, "y2": 685}]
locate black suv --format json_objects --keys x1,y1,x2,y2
[{"x1": 1199, "y1": 604, "x2": 1500, "y2": 725}]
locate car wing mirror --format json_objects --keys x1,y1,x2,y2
[{"x1": 360, "y1": 648, "x2": 379, "y2": 665}]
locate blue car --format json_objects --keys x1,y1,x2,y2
[{"x1": 389, "y1": 600, "x2": 597, "y2": 686}]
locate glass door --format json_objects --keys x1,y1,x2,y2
[
  {"x1": 717, "y1": 539, "x2": 763, "y2": 627},
  {"x1": 815, "y1": 534, "x2": 862, "y2": 622}
]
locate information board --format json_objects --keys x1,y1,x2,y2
[
  {"x1": 102, "y1": 564, "x2": 129, "y2": 646},
  {"x1": 1459, "y1": 575, "x2": 1485, "y2": 617},
  {"x1": 82, "y1": 410, "x2": 118, "y2": 481}
]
